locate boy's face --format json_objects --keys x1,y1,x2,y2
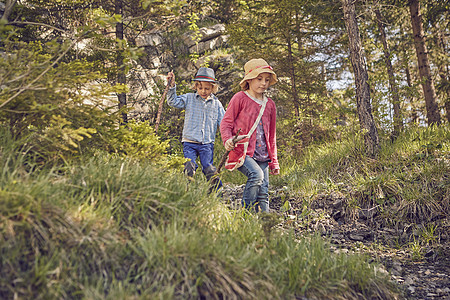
[
  {"x1": 248, "y1": 73, "x2": 271, "y2": 95},
  {"x1": 196, "y1": 81, "x2": 213, "y2": 99}
]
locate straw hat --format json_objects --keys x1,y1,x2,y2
[
  {"x1": 193, "y1": 67, "x2": 217, "y2": 83},
  {"x1": 239, "y1": 58, "x2": 277, "y2": 89}
]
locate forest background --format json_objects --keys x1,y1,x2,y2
[{"x1": 0, "y1": 0, "x2": 449, "y2": 299}]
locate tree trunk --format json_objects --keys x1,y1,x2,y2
[
  {"x1": 400, "y1": 45, "x2": 419, "y2": 123},
  {"x1": 409, "y1": 0, "x2": 440, "y2": 125},
  {"x1": 286, "y1": 33, "x2": 300, "y2": 118},
  {"x1": 375, "y1": 9, "x2": 402, "y2": 137},
  {"x1": 341, "y1": 0, "x2": 379, "y2": 157},
  {"x1": 115, "y1": 0, "x2": 127, "y2": 123},
  {"x1": 1, "y1": 0, "x2": 18, "y2": 22},
  {"x1": 437, "y1": 31, "x2": 450, "y2": 123}
]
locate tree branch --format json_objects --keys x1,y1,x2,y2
[{"x1": 0, "y1": 37, "x2": 81, "y2": 109}]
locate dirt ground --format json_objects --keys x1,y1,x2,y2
[{"x1": 222, "y1": 184, "x2": 450, "y2": 300}]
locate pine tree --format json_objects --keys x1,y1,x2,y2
[{"x1": 341, "y1": 0, "x2": 379, "y2": 156}]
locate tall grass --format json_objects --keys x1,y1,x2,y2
[
  {"x1": 0, "y1": 127, "x2": 400, "y2": 299},
  {"x1": 281, "y1": 125, "x2": 450, "y2": 223}
]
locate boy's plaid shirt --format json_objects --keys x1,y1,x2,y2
[{"x1": 167, "y1": 86, "x2": 225, "y2": 144}]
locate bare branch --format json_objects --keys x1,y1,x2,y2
[{"x1": 8, "y1": 21, "x2": 67, "y2": 33}]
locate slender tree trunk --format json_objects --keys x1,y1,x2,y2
[
  {"x1": 403, "y1": 54, "x2": 419, "y2": 123},
  {"x1": 286, "y1": 34, "x2": 300, "y2": 118},
  {"x1": 375, "y1": 9, "x2": 402, "y2": 137},
  {"x1": 115, "y1": 0, "x2": 127, "y2": 123},
  {"x1": 444, "y1": 93, "x2": 450, "y2": 124},
  {"x1": 0, "y1": 0, "x2": 18, "y2": 22},
  {"x1": 342, "y1": 0, "x2": 379, "y2": 157},
  {"x1": 409, "y1": 0, "x2": 440, "y2": 125},
  {"x1": 437, "y1": 31, "x2": 450, "y2": 123}
]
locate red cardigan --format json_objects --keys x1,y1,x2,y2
[{"x1": 220, "y1": 91, "x2": 279, "y2": 171}]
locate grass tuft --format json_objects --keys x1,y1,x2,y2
[
  {"x1": 280, "y1": 125, "x2": 449, "y2": 224},
  {"x1": 0, "y1": 126, "x2": 403, "y2": 299}
]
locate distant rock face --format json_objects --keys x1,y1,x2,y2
[
  {"x1": 189, "y1": 34, "x2": 229, "y2": 55},
  {"x1": 128, "y1": 23, "x2": 240, "y2": 121},
  {"x1": 181, "y1": 24, "x2": 226, "y2": 48},
  {"x1": 136, "y1": 33, "x2": 164, "y2": 48}
]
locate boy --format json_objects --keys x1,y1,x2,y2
[{"x1": 166, "y1": 67, "x2": 225, "y2": 190}]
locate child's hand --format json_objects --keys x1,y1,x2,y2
[
  {"x1": 270, "y1": 168, "x2": 280, "y2": 175},
  {"x1": 167, "y1": 71, "x2": 175, "y2": 87},
  {"x1": 224, "y1": 138, "x2": 235, "y2": 151}
]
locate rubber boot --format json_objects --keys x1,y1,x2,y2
[
  {"x1": 204, "y1": 165, "x2": 222, "y2": 195},
  {"x1": 184, "y1": 160, "x2": 196, "y2": 181}
]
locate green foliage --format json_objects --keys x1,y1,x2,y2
[
  {"x1": 0, "y1": 130, "x2": 399, "y2": 299},
  {"x1": 0, "y1": 26, "x2": 178, "y2": 166},
  {"x1": 281, "y1": 125, "x2": 450, "y2": 223},
  {"x1": 110, "y1": 120, "x2": 187, "y2": 168},
  {"x1": 113, "y1": 120, "x2": 167, "y2": 159},
  {"x1": 226, "y1": 0, "x2": 346, "y2": 121},
  {"x1": 0, "y1": 31, "x2": 126, "y2": 162}
]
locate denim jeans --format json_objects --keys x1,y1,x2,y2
[
  {"x1": 183, "y1": 142, "x2": 222, "y2": 190},
  {"x1": 238, "y1": 156, "x2": 269, "y2": 212}
]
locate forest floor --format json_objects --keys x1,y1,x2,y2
[{"x1": 222, "y1": 184, "x2": 450, "y2": 300}]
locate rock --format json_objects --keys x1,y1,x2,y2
[
  {"x1": 349, "y1": 234, "x2": 364, "y2": 241},
  {"x1": 332, "y1": 210, "x2": 343, "y2": 220},
  {"x1": 391, "y1": 261, "x2": 403, "y2": 276},
  {"x1": 188, "y1": 35, "x2": 229, "y2": 54},
  {"x1": 359, "y1": 208, "x2": 377, "y2": 220},
  {"x1": 136, "y1": 32, "x2": 164, "y2": 47},
  {"x1": 182, "y1": 24, "x2": 226, "y2": 48},
  {"x1": 374, "y1": 265, "x2": 389, "y2": 275},
  {"x1": 332, "y1": 198, "x2": 343, "y2": 208},
  {"x1": 335, "y1": 248, "x2": 349, "y2": 254},
  {"x1": 404, "y1": 276, "x2": 414, "y2": 285},
  {"x1": 331, "y1": 233, "x2": 344, "y2": 240}
]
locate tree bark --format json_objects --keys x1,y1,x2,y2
[
  {"x1": 437, "y1": 31, "x2": 450, "y2": 123},
  {"x1": 375, "y1": 9, "x2": 402, "y2": 137},
  {"x1": 286, "y1": 33, "x2": 300, "y2": 118},
  {"x1": 115, "y1": 0, "x2": 128, "y2": 123},
  {"x1": 1, "y1": 0, "x2": 18, "y2": 22},
  {"x1": 341, "y1": 0, "x2": 379, "y2": 157},
  {"x1": 409, "y1": 0, "x2": 440, "y2": 125},
  {"x1": 403, "y1": 53, "x2": 419, "y2": 123}
]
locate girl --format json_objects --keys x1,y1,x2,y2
[{"x1": 220, "y1": 58, "x2": 280, "y2": 212}]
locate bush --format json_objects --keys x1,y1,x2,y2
[{"x1": 0, "y1": 33, "x2": 125, "y2": 163}]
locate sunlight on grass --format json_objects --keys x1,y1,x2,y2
[
  {"x1": 280, "y1": 125, "x2": 449, "y2": 223},
  {"x1": 0, "y1": 126, "x2": 413, "y2": 299}
]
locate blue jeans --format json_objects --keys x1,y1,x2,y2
[
  {"x1": 183, "y1": 142, "x2": 222, "y2": 190},
  {"x1": 238, "y1": 156, "x2": 269, "y2": 212}
]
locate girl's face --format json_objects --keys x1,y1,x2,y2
[
  {"x1": 248, "y1": 73, "x2": 272, "y2": 98},
  {"x1": 196, "y1": 81, "x2": 213, "y2": 99}
]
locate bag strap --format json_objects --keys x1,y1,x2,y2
[{"x1": 243, "y1": 93, "x2": 267, "y2": 139}]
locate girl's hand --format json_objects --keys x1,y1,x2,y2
[
  {"x1": 270, "y1": 168, "x2": 280, "y2": 175},
  {"x1": 167, "y1": 71, "x2": 175, "y2": 88},
  {"x1": 224, "y1": 138, "x2": 235, "y2": 151}
]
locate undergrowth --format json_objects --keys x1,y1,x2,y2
[
  {"x1": 0, "y1": 128, "x2": 400, "y2": 299},
  {"x1": 282, "y1": 125, "x2": 449, "y2": 224}
]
